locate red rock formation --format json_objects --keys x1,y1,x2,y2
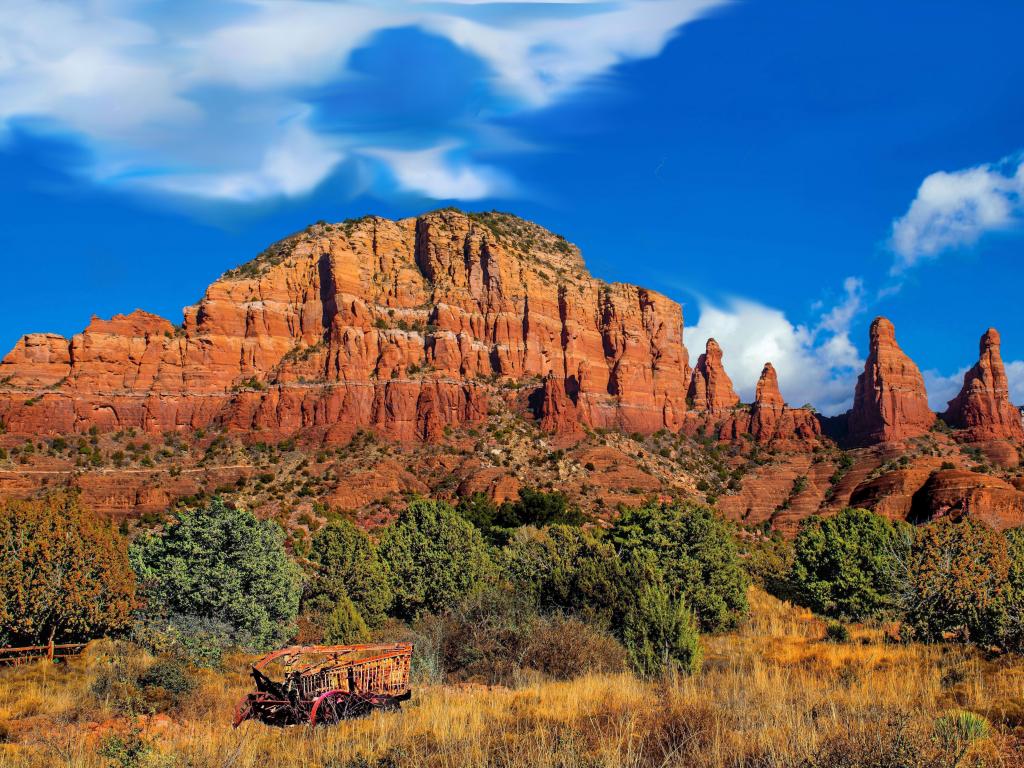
[
  {"x1": 0, "y1": 211, "x2": 690, "y2": 442},
  {"x1": 687, "y1": 339, "x2": 739, "y2": 413},
  {"x1": 910, "y1": 469, "x2": 1024, "y2": 531},
  {"x1": 943, "y1": 328, "x2": 1024, "y2": 441},
  {"x1": 536, "y1": 374, "x2": 582, "y2": 435},
  {"x1": 846, "y1": 317, "x2": 934, "y2": 445},
  {"x1": 748, "y1": 363, "x2": 821, "y2": 446},
  {"x1": 714, "y1": 363, "x2": 821, "y2": 448}
]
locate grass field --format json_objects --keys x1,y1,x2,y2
[{"x1": 1, "y1": 590, "x2": 1022, "y2": 768}]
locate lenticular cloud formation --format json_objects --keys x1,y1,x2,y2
[{"x1": 0, "y1": 0, "x2": 727, "y2": 202}]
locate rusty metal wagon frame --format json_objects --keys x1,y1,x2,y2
[{"x1": 233, "y1": 642, "x2": 413, "y2": 728}]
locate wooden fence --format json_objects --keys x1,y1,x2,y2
[{"x1": 0, "y1": 641, "x2": 88, "y2": 666}]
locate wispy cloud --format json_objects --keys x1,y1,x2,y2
[
  {"x1": 0, "y1": 0, "x2": 727, "y2": 203},
  {"x1": 890, "y1": 154, "x2": 1024, "y2": 272},
  {"x1": 685, "y1": 277, "x2": 866, "y2": 415}
]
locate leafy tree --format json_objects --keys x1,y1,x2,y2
[
  {"x1": 500, "y1": 525, "x2": 625, "y2": 629},
  {"x1": 304, "y1": 518, "x2": 392, "y2": 627},
  {"x1": 997, "y1": 527, "x2": 1024, "y2": 651},
  {"x1": 0, "y1": 494, "x2": 136, "y2": 645},
  {"x1": 739, "y1": 532, "x2": 796, "y2": 601},
  {"x1": 458, "y1": 488, "x2": 584, "y2": 545},
  {"x1": 378, "y1": 499, "x2": 495, "y2": 621},
  {"x1": 790, "y1": 508, "x2": 910, "y2": 620},
  {"x1": 907, "y1": 517, "x2": 1010, "y2": 645},
  {"x1": 323, "y1": 593, "x2": 371, "y2": 644},
  {"x1": 610, "y1": 502, "x2": 748, "y2": 632},
  {"x1": 131, "y1": 498, "x2": 301, "y2": 652},
  {"x1": 619, "y1": 553, "x2": 702, "y2": 677}
]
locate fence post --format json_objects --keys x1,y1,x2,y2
[{"x1": 47, "y1": 639, "x2": 54, "y2": 662}]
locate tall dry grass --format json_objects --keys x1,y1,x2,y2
[{"x1": 1, "y1": 589, "x2": 1022, "y2": 768}]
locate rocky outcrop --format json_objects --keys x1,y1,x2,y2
[
  {"x1": 0, "y1": 211, "x2": 691, "y2": 442},
  {"x1": 746, "y1": 363, "x2": 821, "y2": 447},
  {"x1": 845, "y1": 317, "x2": 934, "y2": 445},
  {"x1": 687, "y1": 339, "x2": 739, "y2": 413},
  {"x1": 714, "y1": 363, "x2": 821, "y2": 448},
  {"x1": 909, "y1": 469, "x2": 1024, "y2": 530},
  {"x1": 943, "y1": 328, "x2": 1024, "y2": 441}
]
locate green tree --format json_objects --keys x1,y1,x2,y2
[
  {"x1": 130, "y1": 498, "x2": 301, "y2": 651},
  {"x1": 305, "y1": 518, "x2": 392, "y2": 627},
  {"x1": 459, "y1": 488, "x2": 584, "y2": 545},
  {"x1": 790, "y1": 508, "x2": 910, "y2": 620},
  {"x1": 907, "y1": 517, "x2": 1009, "y2": 645},
  {"x1": 610, "y1": 502, "x2": 748, "y2": 632},
  {"x1": 619, "y1": 554, "x2": 702, "y2": 677},
  {"x1": 500, "y1": 525, "x2": 625, "y2": 629},
  {"x1": 322, "y1": 593, "x2": 371, "y2": 644},
  {"x1": 997, "y1": 527, "x2": 1024, "y2": 651},
  {"x1": 0, "y1": 494, "x2": 136, "y2": 645},
  {"x1": 378, "y1": 499, "x2": 495, "y2": 621}
]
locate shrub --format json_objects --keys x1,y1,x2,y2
[
  {"x1": 305, "y1": 518, "x2": 392, "y2": 628},
  {"x1": 790, "y1": 508, "x2": 910, "y2": 621},
  {"x1": 0, "y1": 494, "x2": 136, "y2": 645},
  {"x1": 934, "y1": 710, "x2": 991, "y2": 758},
  {"x1": 322, "y1": 593, "x2": 371, "y2": 644},
  {"x1": 619, "y1": 555, "x2": 702, "y2": 677},
  {"x1": 500, "y1": 525, "x2": 625, "y2": 629},
  {"x1": 907, "y1": 518, "x2": 1010, "y2": 645},
  {"x1": 521, "y1": 615, "x2": 628, "y2": 679},
  {"x1": 459, "y1": 488, "x2": 584, "y2": 544},
  {"x1": 130, "y1": 498, "x2": 301, "y2": 656},
  {"x1": 824, "y1": 619, "x2": 850, "y2": 643},
  {"x1": 378, "y1": 499, "x2": 495, "y2": 621},
  {"x1": 610, "y1": 502, "x2": 748, "y2": 632}
]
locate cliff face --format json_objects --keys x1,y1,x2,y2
[
  {"x1": 845, "y1": 317, "x2": 934, "y2": 445},
  {"x1": 943, "y1": 328, "x2": 1024, "y2": 441},
  {"x1": 0, "y1": 211, "x2": 691, "y2": 442}
]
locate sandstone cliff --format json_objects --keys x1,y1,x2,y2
[
  {"x1": 845, "y1": 317, "x2": 934, "y2": 445},
  {"x1": 687, "y1": 339, "x2": 739, "y2": 413},
  {"x1": 0, "y1": 211, "x2": 690, "y2": 441}
]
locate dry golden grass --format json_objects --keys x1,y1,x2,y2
[{"x1": 1, "y1": 589, "x2": 1022, "y2": 768}]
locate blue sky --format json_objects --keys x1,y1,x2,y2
[{"x1": 2, "y1": 0, "x2": 1023, "y2": 415}]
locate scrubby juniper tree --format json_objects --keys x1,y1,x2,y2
[
  {"x1": 0, "y1": 493, "x2": 136, "y2": 645},
  {"x1": 130, "y1": 498, "x2": 301, "y2": 655}
]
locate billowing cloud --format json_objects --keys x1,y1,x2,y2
[
  {"x1": 685, "y1": 278, "x2": 865, "y2": 415},
  {"x1": 890, "y1": 155, "x2": 1024, "y2": 271},
  {"x1": 0, "y1": 0, "x2": 727, "y2": 202}
]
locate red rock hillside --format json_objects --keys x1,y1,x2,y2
[{"x1": 0, "y1": 211, "x2": 694, "y2": 442}]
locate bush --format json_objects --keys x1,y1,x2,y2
[
  {"x1": 0, "y1": 494, "x2": 136, "y2": 645},
  {"x1": 521, "y1": 615, "x2": 628, "y2": 679},
  {"x1": 907, "y1": 518, "x2": 1009, "y2": 645},
  {"x1": 740, "y1": 533, "x2": 795, "y2": 600},
  {"x1": 378, "y1": 499, "x2": 494, "y2": 621},
  {"x1": 500, "y1": 525, "x2": 625, "y2": 629},
  {"x1": 790, "y1": 508, "x2": 910, "y2": 621},
  {"x1": 305, "y1": 518, "x2": 392, "y2": 628},
  {"x1": 610, "y1": 502, "x2": 748, "y2": 632},
  {"x1": 323, "y1": 593, "x2": 371, "y2": 644},
  {"x1": 130, "y1": 498, "x2": 301, "y2": 657},
  {"x1": 458, "y1": 488, "x2": 584, "y2": 544},
  {"x1": 933, "y1": 709, "x2": 991, "y2": 753},
  {"x1": 620, "y1": 555, "x2": 702, "y2": 678},
  {"x1": 824, "y1": 619, "x2": 850, "y2": 643}
]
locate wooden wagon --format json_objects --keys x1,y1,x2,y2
[{"x1": 233, "y1": 643, "x2": 413, "y2": 727}]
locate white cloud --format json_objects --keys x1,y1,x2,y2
[
  {"x1": 0, "y1": 0, "x2": 728, "y2": 202},
  {"x1": 686, "y1": 277, "x2": 866, "y2": 415},
  {"x1": 363, "y1": 143, "x2": 510, "y2": 200},
  {"x1": 891, "y1": 156, "x2": 1024, "y2": 271}
]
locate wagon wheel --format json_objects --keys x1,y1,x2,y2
[{"x1": 310, "y1": 691, "x2": 373, "y2": 726}]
